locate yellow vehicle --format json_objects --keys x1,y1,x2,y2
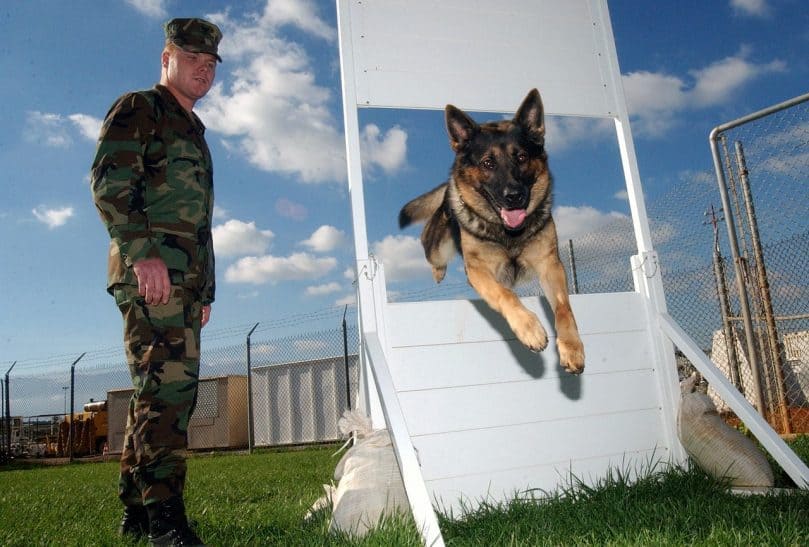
[{"x1": 57, "y1": 399, "x2": 108, "y2": 457}]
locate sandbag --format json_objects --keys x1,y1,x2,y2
[
  {"x1": 677, "y1": 373, "x2": 773, "y2": 487},
  {"x1": 306, "y1": 409, "x2": 409, "y2": 537}
]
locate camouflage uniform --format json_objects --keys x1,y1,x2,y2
[{"x1": 91, "y1": 83, "x2": 215, "y2": 506}]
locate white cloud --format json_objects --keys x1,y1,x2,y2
[
  {"x1": 253, "y1": 343, "x2": 279, "y2": 355},
  {"x1": 343, "y1": 267, "x2": 356, "y2": 281},
  {"x1": 32, "y1": 206, "x2": 74, "y2": 229},
  {"x1": 264, "y1": 0, "x2": 336, "y2": 41},
  {"x1": 25, "y1": 111, "x2": 71, "y2": 148},
  {"x1": 25, "y1": 111, "x2": 101, "y2": 147},
  {"x1": 689, "y1": 51, "x2": 785, "y2": 108},
  {"x1": 212, "y1": 219, "x2": 274, "y2": 257},
  {"x1": 371, "y1": 235, "x2": 432, "y2": 283},
  {"x1": 300, "y1": 225, "x2": 345, "y2": 253},
  {"x1": 124, "y1": 0, "x2": 167, "y2": 18},
  {"x1": 68, "y1": 114, "x2": 102, "y2": 141},
  {"x1": 335, "y1": 294, "x2": 356, "y2": 306},
  {"x1": 213, "y1": 205, "x2": 229, "y2": 220},
  {"x1": 759, "y1": 150, "x2": 809, "y2": 177},
  {"x1": 360, "y1": 124, "x2": 408, "y2": 175},
  {"x1": 198, "y1": 2, "x2": 405, "y2": 184},
  {"x1": 305, "y1": 282, "x2": 341, "y2": 296},
  {"x1": 730, "y1": 0, "x2": 770, "y2": 17},
  {"x1": 623, "y1": 49, "x2": 786, "y2": 136},
  {"x1": 198, "y1": 5, "x2": 345, "y2": 183},
  {"x1": 544, "y1": 117, "x2": 613, "y2": 152},
  {"x1": 275, "y1": 198, "x2": 308, "y2": 221},
  {"x1": 293, "y1": 339, "x2": 329, "y2": 352},
  {"x1": 225, "y1": 252, "x2": 337, "y2": 284},
  {"x1": 553, "y1": 205, "x2": 630, "y2": 244}
]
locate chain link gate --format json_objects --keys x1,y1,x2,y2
[{"x1": 709, "y1": 92, "x2": 809, "y2": 436}]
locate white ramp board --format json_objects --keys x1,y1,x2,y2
[
  {"x1": 386, "y1": 292, "x2": 673, "y2": 512},
  {"x1": 337, "y1": 1, "x2": 684, "y2": 545}
]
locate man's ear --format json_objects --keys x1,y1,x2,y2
[{"x1": 445, "y1": 104, "x2": 479, "y2": 153}]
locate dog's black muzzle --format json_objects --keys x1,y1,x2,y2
[{"x1": 500, "y1": 184, "x2": 528, "y2": 209}]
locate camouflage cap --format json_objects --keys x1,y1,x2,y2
[{"x1": 164, "y1": 18, "x2": 222, "y2": 62}]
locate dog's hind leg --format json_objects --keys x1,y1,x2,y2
[{"x1": 421, "y1": 207, "x2": 455, "y2": 283}]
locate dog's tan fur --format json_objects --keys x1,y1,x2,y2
[{"x1": 399, "y1": 89, "x2": 584, "y2": 373}]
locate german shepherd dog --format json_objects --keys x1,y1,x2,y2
[{"x1": 399, "y1": 89, "x2": 585, "y2": 374}]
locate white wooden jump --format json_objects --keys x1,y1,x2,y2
[{"x1": 336, "y1": 1, "x2": 809, "y2": 545}]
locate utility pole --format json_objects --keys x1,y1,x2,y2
[{"x1": 705, "y1": 205, "x2": 741, "y2": 390}]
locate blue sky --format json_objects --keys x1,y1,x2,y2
[{"x1": 1, "y1": 0, "x2": 807, "y2": 369}]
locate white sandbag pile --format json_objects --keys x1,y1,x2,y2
[
  {"x1": 307, "y1": 409, "x2": 409, "y2": 537},
  {"x1": 677, "y1": 373, "x2": 774, "y2": 487}
]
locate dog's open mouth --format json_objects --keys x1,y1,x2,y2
[{"x1": 500, "y1": 208, "x2": 527, "y2": 229}]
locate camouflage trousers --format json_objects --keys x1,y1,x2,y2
[{"x1": 113, "y1": 284, "x2": 202, "y2": 506}]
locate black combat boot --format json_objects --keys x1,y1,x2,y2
[
  {"x1": 118, "y1": 504, "x2": 149, "y2": 538},
  {"x1": 146, "y1": 496, "x2": 205, "y2": 546}
]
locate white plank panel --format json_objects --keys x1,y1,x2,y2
[
  {"x1": 349, "y1": 0, "x2": 618, "y2": 117},
  {"x1": 389, "y1": 329, "x2": 653, "y2": 392},
  {"x1": 386, "y1": 292, "x2": 646, "y2": 348},
  {"x1": 414, "y1": 407, "x2": 665, "y2": 480},
  {"x1": 426, "y1": 448, "x2": 666, "y2": 514},
  {"x1": 398, "y1": 369, "x2": 658, "y2": 437}
]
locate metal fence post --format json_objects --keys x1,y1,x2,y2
[
  {"x1": 710, "y1": 131, "x2": 766, "y2": 414},
  {"x1": 67, "y1": 353, "x2": 86, "y2": 463},
  {"x1": 567, "y1": 239, "x2": 579, "y2": 295},
  {"x1": 734, "y1": 141, "x2": 791, "y2": 434},
  {"x1": 342, "y1": 306, "x2": 351, "y2": 410},
  {"x1": 4, "y1": 362, "x2": 15, "y2": 457},
  {"x1": 246, "y1": 323, "x2": 259, "y2": 454},
  {"x1": 0, "y1": 379, "x2": 4, "y2": 459}
]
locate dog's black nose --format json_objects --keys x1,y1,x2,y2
[{"x1": 502, "y1": 186, "x2": 526, "y2": 208}]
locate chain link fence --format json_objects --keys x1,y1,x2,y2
[
  {"x1": 705, "y1": 93, "x2": 809, "y2": 436},
  {"x1": 2, "y1": 95, "x2": 807, "y2": 461},
  {"x1": 558, "y1": 94, "x2": 809, "y2": 436},
  {"x1": 1, "y1": 311, "x2": 359, "y2": 459}
]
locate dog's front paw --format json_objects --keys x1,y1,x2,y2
[
  {"x1": 512, "y1": 310, "x2": 548, "y2": 353},
  {"x1": 558, "y1": 338, "x2": 585, "y2": 375}
]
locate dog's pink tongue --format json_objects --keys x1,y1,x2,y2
[{"x1": 500, "y1": 208, "x2": 526, "y2": 228}]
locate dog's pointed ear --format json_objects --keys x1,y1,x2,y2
[
  {"x1": 514, "y1": 88, "x2": 545, "y2": 144},
  {"x1": 445, "y1": 104, "x2": 479, "y2": 152}
]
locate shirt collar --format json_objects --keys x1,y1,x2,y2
[{"x1": 153, "y1": 84, "x2": 206, "y2": 134}]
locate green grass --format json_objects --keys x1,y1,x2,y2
[{"x1": 1, "y1": 441, "x2": 808, "y2": 546}]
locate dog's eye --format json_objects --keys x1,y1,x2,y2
[
  {"x1": 481, "y1": 158, "x2": 496, "y2": 170},
  {"x1": 516, "y1": 152, "x2": 528, "y2": 164}
]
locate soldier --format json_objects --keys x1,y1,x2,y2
[{"x1": 91, "y1": 17, "x2": 222, "y2": 546}]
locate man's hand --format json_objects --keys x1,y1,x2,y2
[
  {"x1": 201, "y1": 305, "x2": 211, "y2": 328},
  {"x1": 133, "y1": 257, "x2": 170, "y2": 305}
]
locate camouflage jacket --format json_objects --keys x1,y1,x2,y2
[{"x1": 91, "y1": 85, "x2": 215, "y2": 305}]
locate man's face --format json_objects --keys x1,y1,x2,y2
[{"x1": 163, "y1": 47, "x2": 217, "y2": 105}]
